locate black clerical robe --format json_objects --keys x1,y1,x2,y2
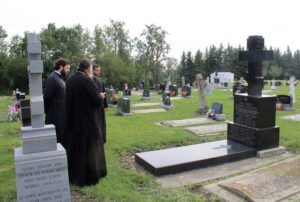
[
  {"x1": 44, "y1": 72, "x2": 65, "y2": 144},
  {"x1": 64, "y1": 70, "x2": 107, "y2": 187},
  {"x1": 93, "y1": 76, "x2": 108, "y2": 143}
]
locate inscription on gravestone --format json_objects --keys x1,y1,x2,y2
[{"x1": 228, "y1": 36, "x2": 279, "y2": 150}]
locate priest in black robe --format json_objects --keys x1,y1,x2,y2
[
  {"x1": 92, "y1": 64, "x2": 108, "y2": 143},
  {"x1": 64, "y1": 58, "x2": 107, "y2": 187},
  {"x1": 44, "y1": 58, "x2": 70, "y2": 144}
]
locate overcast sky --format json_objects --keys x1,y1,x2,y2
[{"x1": 1, "y1": 0, "x2": 299, "y2": 60}]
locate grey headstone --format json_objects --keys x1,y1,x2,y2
[
  {"x1": 14, "y1": 33, "x2": 71, "y2": 201},
  {"x1": 15, "y1": 144, "x2": 71, "y2": 202},
  {"x1": 212, "y1": 102, "x2": 223, "y2": 114}
]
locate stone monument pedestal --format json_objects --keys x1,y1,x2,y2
[
  {"x1": 15, "y1": 144, "x2": 70, "y2": 202},
  {"x1": 195, "y1": 107, "x2": 209, "y2": 116}
]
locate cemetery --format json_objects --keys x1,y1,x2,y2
[{"x1": 0, "y1": 25, "x2": 300, "y2": 201}]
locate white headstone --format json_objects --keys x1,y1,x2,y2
[
  {"x1": 167, "y1": 75, "x2": 171, "y2": 91},
  {"x1": 289, "y1": 76, "x2": 296, "y2": 103},
  {"x1": 181, "y1": 76, "x2": 185, "y2": 87}
]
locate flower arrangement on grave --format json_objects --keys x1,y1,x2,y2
[
  {"x1": 8, "y1": 101, "x2": 21, "y2": 121},
  {"x1": 170, "y1": 91, "x2": 176, "y2": 96},
  {"x1": 276, "y1": 103, "x2": 283, "y2": 111},
  {"x1": 111, "y1": 93, "x2": 118, "y2": 101},
  {"x1": 158, "y1": 89, "x2": 163, "y2": 94},
  {"x1": 181, "y1": 91, "x2": 187, "y2": 96},
  {"x1": 206, "y1": 108, "x2": 215, "y2": 119}
]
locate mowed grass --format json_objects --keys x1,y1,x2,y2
[{"x1": 0, "y1": 82, "x2": 300, "y2": 201}]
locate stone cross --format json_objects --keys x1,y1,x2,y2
[
  {"x1": 239, "y1": 36, "x2": 273, "y2": 96},
  {"x1": 195, "y1": 74, "x2": 209, "y2": 115},
  {"x1": 271, "y1": 79, "x2": 276, "y2": 91},
  {"x1": 289, "y1": 76, "x2": 296, "y2": 103},
  {"x1": 27, "y1": 34, "x2": 44, "y2": 128},
  {"x1": 181, "y1": 76, "x2": 185, "y2": 87}
]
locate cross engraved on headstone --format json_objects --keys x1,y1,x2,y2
[{"x1": 239, "y1": 36, "x2": 273, "y2": 96}]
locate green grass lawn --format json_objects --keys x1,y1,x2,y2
[{"x1": 1, "y1": 82, "x2": 300, "y2": 201}]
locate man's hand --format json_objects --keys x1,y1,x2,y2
[
  {"x1": 100, "y1": 92, "x2": 106, "y2": 99},
  {"x1": 105, "y1": 107, "x2": 109, "y2": 112}
]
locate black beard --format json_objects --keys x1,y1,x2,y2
[{"x1": 61, "y1": 70, "x2": 66, "y2": 79}]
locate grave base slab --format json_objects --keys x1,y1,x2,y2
[{"x1": 135, "y1": 140, "x2": 256, "y2": 176}]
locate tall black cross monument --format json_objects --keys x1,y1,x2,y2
[{"x1": 228, "y1": 36, "x2": 279, "y2": 150}]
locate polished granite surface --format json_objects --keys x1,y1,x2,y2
[{"x1": 135, "y1": 140, "x2": 256, "y2": 175}]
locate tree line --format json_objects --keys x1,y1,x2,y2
[
  {"x1": 176, "y1": 45, "x2": 300, "y2": 85},
  {"x1": 0, "y1": 21, "x2": 300, "y2": 94}
]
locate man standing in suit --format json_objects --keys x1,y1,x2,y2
[
  {"x1": 93, "y1": 64, "x2": 108, "y2": 143},
  {"x1": 44, "y1": 58, "x2": 70, "y2": 144}
]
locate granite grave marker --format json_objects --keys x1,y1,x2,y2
[{"x1": 14, "y1": 34, "x2": 71, "y2": 202}]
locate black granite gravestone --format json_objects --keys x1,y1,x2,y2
[
  {"x1": 182, "y1": 86, "x2": 192, "y2": 97},
  {"x1": 117, "y1": 98, "x2": 131, "y2": 116},
  {"x1": 16, "y1": 92, "x2": 21, "y2": 100},
  {"x1": 142, "y1": 89, "x2": 150, "y2": 97},
  {"x1": 142, "y1": 89, "x2": 151, "y2": 100},
  {"x1": 155, "y1": 84, "x2": 160, "y2": 91},
  {"x1": 135, "y1": 36, "x2": 276, "y2": 176},
  {"x1": 264, "y1": 81, "x2": 269, "y2": 86},
  {"x1": 20, "y1": 99, "x2": 31, "y2": 127},
  {"x1": 19, "y1": 93, "x2": 25, "y2": 100},
  {"x1": 275, "y1": 81, "x2": 282, "y2": 86},
  {"x1": 123, "y1": 89, "x2": 131, "y2": 97},
  {"x1": 169, "y1": 85, "x2": 178, "y2": 96},
  {"x1": 107, "y1": 89, "x2": 118, "y2": 107},
  {"x1": 277, "y1": 95, "x2": 294, "y2": 110},
  {"x1": 228, "y1": 36, "x2": 279, "y2": 150},
  {"x1": 162, "y1": 91, "x2": 170, "y2": 103},
  {"x1": 233, "y1": 83, "x2": 248, "y2": 96},
  {"x1": 160, "y1": 84, "x2": 165, "y2": 92}
]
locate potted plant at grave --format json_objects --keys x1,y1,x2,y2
[
  {"x1": 181, "y1": 91, "x2": 187, "y2": 97},
  {"x1": 111, "y1": 93, "x2": 118, "y2": 105}
]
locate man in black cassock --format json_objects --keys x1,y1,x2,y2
[
  {"x1": 92, "y1": 64, "x2": 108, "y2": 143},
  {"x1": 64, "y1": 59, "x2": 107, "y2": 187},
  {"x1": 44, "y1": 58, "x2": 70, "y2": 144}
]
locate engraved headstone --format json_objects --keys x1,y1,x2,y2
[
  {"x1": 117, "y1": 98, "x2": 132, "y2": 116},
  {"x1": 169, "y1": 85, "x2": 178, "y2": 96},
  {"x1": 163, "y1": 94, "x2": 174, "y2": 110},
  {"x1": 195, "y1": 74, "x2": 209, "y2": 115},
  {"x1": 123, "y1": 89, "x2": 132, "y2": 98},
  {"x1": 141, "y1": 89, "x2": 151, "y2": 100},
  {"x1": 277, "y1": 95, "x2": 294, "y2": 111},
  {"x1": 182, "y1": 86, "x2": 192, "y2": 98},
  {"x1": 14, "y1": 34, "x2": 71, "y2": 202},
  {"x1": 228, "y1": 36, "x2": 279, "y2": 150}
]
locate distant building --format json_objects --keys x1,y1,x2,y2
[{"x1": 210, "y1": 72, "x2": 234, "y2": 83}]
